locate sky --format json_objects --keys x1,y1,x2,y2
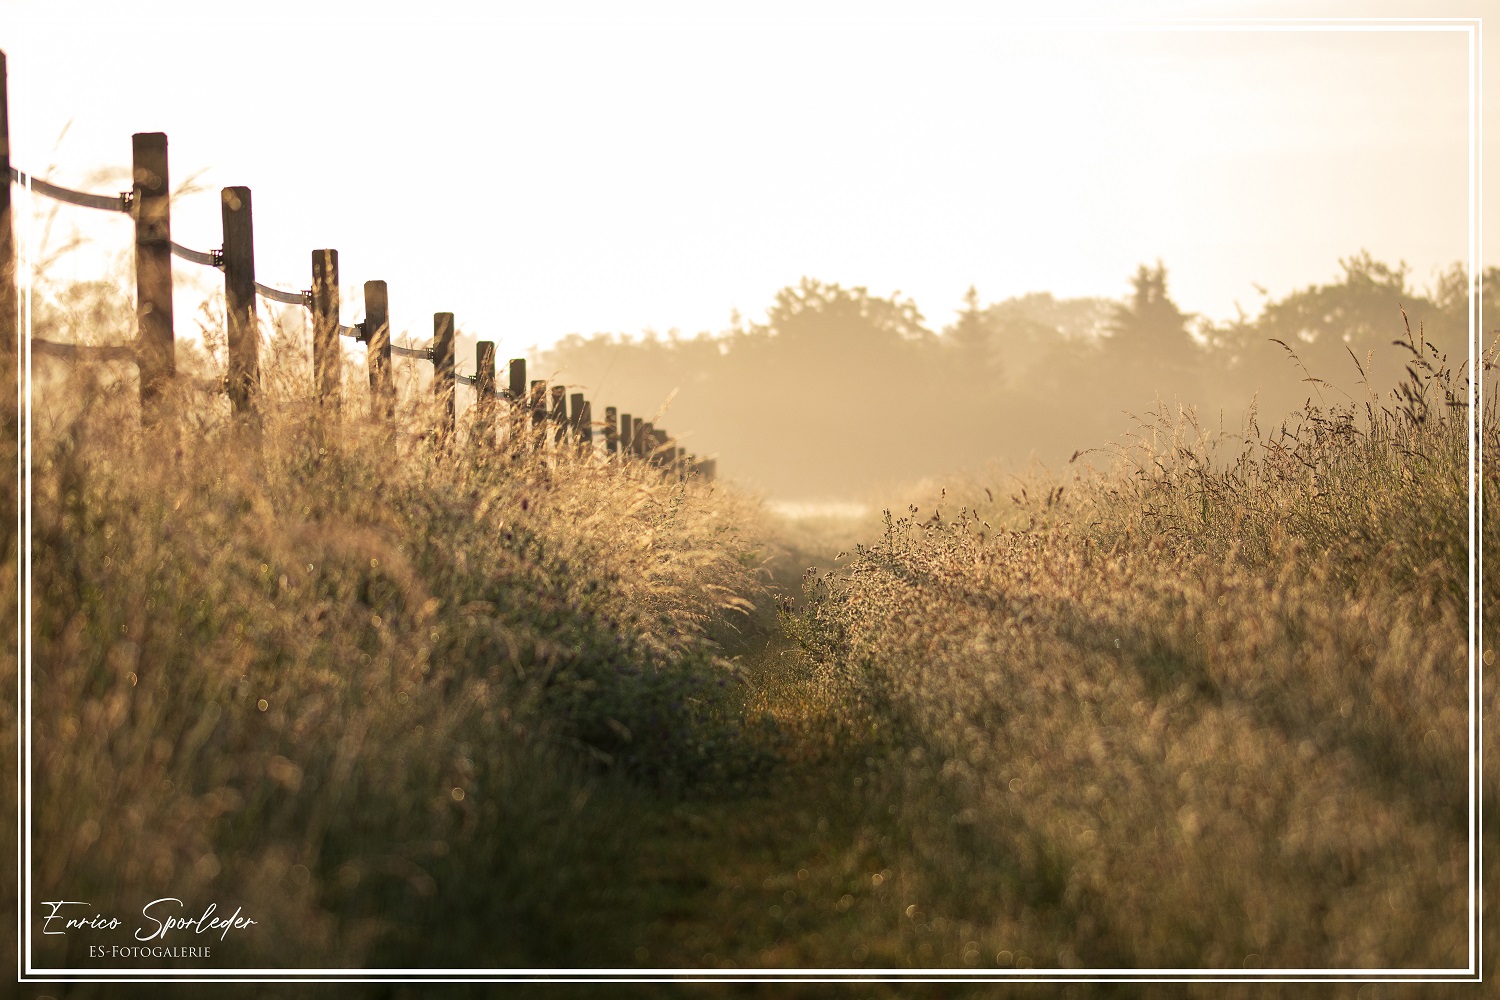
[{"x1": 2, "y1": 0, "x2": 1492, "y2": 361}]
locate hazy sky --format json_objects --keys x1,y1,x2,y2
[{"x1": 3, "y1": 0, "x2": 1491, "y2": 360}]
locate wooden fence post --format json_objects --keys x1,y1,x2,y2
[
  {"x1": 0, "y1": 50, "x2": 15, "y2": 360},
  {"x1": 364, "y1": 280, "x2": 392, "y2": 417},
  {"x1": 476, "y1": 341, "x2": 496, "y2": 412},
  {"x1": 569, "y1": 391, "x2": 585, "y2": 445},
  {"x1": 311, "y1": 249, "x2": 339, "y2": 409},
  {"x1": 618, "y1": 411, "x2": 632, "y2": 458},
  {"x1": 220, "y1": 186, "x2": 258, "y2": 415},
  {"x1": 505, "y1": 358, "x2": 526, "y2": 450},
  {"x1": 604, "y1": 406, "x2": 618, "y2": 455},
  {"x1": 530, "y1": 379, "x2": 546, "y2": 437},
  {"x1": 550, "y1": 385, "x2": 567, "y2": 443},
  {"x1": 433, "y1": 311, "x2": 455, "y2": 435},
  {"x1": 634, "y1": 418, "x2": 646, "y2": 458},
  {"x1": 509, "y1": 358, "x2": 526, "y2": 402},
  {"x1": 133, "y1": 132, "x2": 174, "y2": 411}
]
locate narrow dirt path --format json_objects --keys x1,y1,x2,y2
[{"x1": 561, "y1": 513, "x2": 963, "y2": 979}]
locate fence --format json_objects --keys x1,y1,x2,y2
[{"x1": 0, "y1": 50, "x2": 716, "y2": 482}]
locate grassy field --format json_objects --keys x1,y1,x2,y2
[{"x1": 7, "y1": 319, "x2": 1495, "y2": 997}]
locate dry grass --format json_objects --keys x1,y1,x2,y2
[
  {"x1": 781, "y1": 325, "x2": 1489, "y2": 975},
  {"x1": 24, "y1": 336, "x2": 771, "y2": 970},
  {"x1": 11, "y1": 296, "x2": 1494, "y2": 993}
]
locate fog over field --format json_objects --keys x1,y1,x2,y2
[{"x1": 534, "y1": 255, "x2": 1491, "y2": 500}]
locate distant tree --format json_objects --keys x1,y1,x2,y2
[
  {"x1": 978, "y1": 292, "x2": 1114, "y2": 392},
  {"x1": 949, "y1": 285, "x2": 988, "y2": 351},
  {"x1": 1257, "y1": 252, "x2": 1415, "y2": 357},
  {"x1": 1197, "y1": 252, "x2": 1491, "y2": 422},
  {"x1": 945, "y1": 285, "x2": 998, "y2": 391},
  {"x1": 1105, "y1": 261, "x2": 1196, "y2": 360},
  {"x1": 760, "y1": 277, "x2": 932, "y2": 356},
  {"x1": 1429, "y1": 261, "x2": 1500, "y2": 357},
  {"x1": 1233, "y1": 251, "x2": 1463, "y2": 403}
]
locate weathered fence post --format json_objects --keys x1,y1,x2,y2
[
  {"x1": 220, "y1": 186, "x2": 258, "y2": 415},
  {"x1": 569, "y1": 392, "x2": 586, "y2": 448},
  {"x1": 509, "y1": 358, "x2": 526, "y2": 402},
  {"x1": 133, "y1": 132, "x2": 174, "y2": 411},
  {"x1": 476, "y1": 341, "x2": 496, "y2": 413},
  {"x1": 364, "y1": 280, "x2": 392, "y2": 417},
  {"x1": 433, "y1": 311, "x2": 455, "y2": 435},
  {"x1": 530, "y1": 380, "x2": 547, "y2": 443},
  {"x1": 505, "y1": 358, "x2": 526, "y2": 451},
  {"x1": 0, "y1": 50, "x2": 16, "y2": 360},
  {"x1": 550, "y1": 385, "x2": 567, "y2": 444},
  {"x1": 618, "y1": 411, "x2": 632, "y2": 459},
  {"x1": 577, "y1": 398, "x2": 592, "y2": 450},
  {"x1": 604, "y1": 406, "x2": 618, "y2": 456},
  {"x1": 311, "y1": 249, "x2": 339, "y2": 410},
  {"x1": 634, "y1": 418, "x2": 646, "y2": 459}
]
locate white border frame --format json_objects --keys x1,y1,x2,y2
[{"x1": 11, "y1": 13, "x2": 1485, "y2": 986}]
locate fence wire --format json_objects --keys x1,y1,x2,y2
[
  {"x1": 31, "y1": 337, "x2": 135, "y2": 361},
  {"x1": 255, "y1": 283, "x2": 308, "y2": 306},
  {"x1": 32, "y1": 337, "x2": 226, "y2": 394},
  {"x1": 10, "y1": 167, "x2": 130, "y2": 213},
  {"x1": 15, "y1": 166, "x2": 456, "y2": 375},
  {"x1": 170, "y1": 241, "x2": 220, "y2": 268}
]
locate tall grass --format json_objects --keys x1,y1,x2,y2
[
  {"x1": 782, "y1": 323, "x2": 1490, "y2": 973},
  {"x1": 14, "y1": 295, "x2": 1495, "y2": 988},
  {"x1": 25, "y1": 337, "x2": 771, "y2": 969}
]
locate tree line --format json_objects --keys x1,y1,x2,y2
[{"x1": 539, "y1": 253, "x2": 1494, "y2": 497}]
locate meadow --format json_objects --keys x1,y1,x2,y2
[{"x1": 6, "y1": 303, "x2": 1494, "y2": 998}]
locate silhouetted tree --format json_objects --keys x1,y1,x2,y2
[
  {"x1": 1257, "y1": 252, "x2": 1415, "y2": 362},
  {"x1": 1105, "y1": 261, "x2": 1196, "y2": 360},
  {"x1": 945, "y1": 285, "x2": 999, "y2": 394},
  {"x1": 1424, "y1": 261, "x2": 1500, "y2": 358},
  {"x1": 760, "y1": 278, "x2": 932, "y2": 357},
  {"x1": 949, "y1": 285, "x2": 988, "y2": 350}
]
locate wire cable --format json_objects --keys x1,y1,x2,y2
[
  {"x1": 15, "y1": 169, "x2": 484, "y2": 384},
  {"x1": 170, "y1": 241, "x2": 221, "y2": 268},
  {"x1": 10, "y1": 166, "x2": 130, "y2": 213},
  {"x1": 255, "y1": 283, "x2": 309, "y2": 306},
  {"x1": 31, "y1": 337, "x2": 136, "y2": 361}
]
